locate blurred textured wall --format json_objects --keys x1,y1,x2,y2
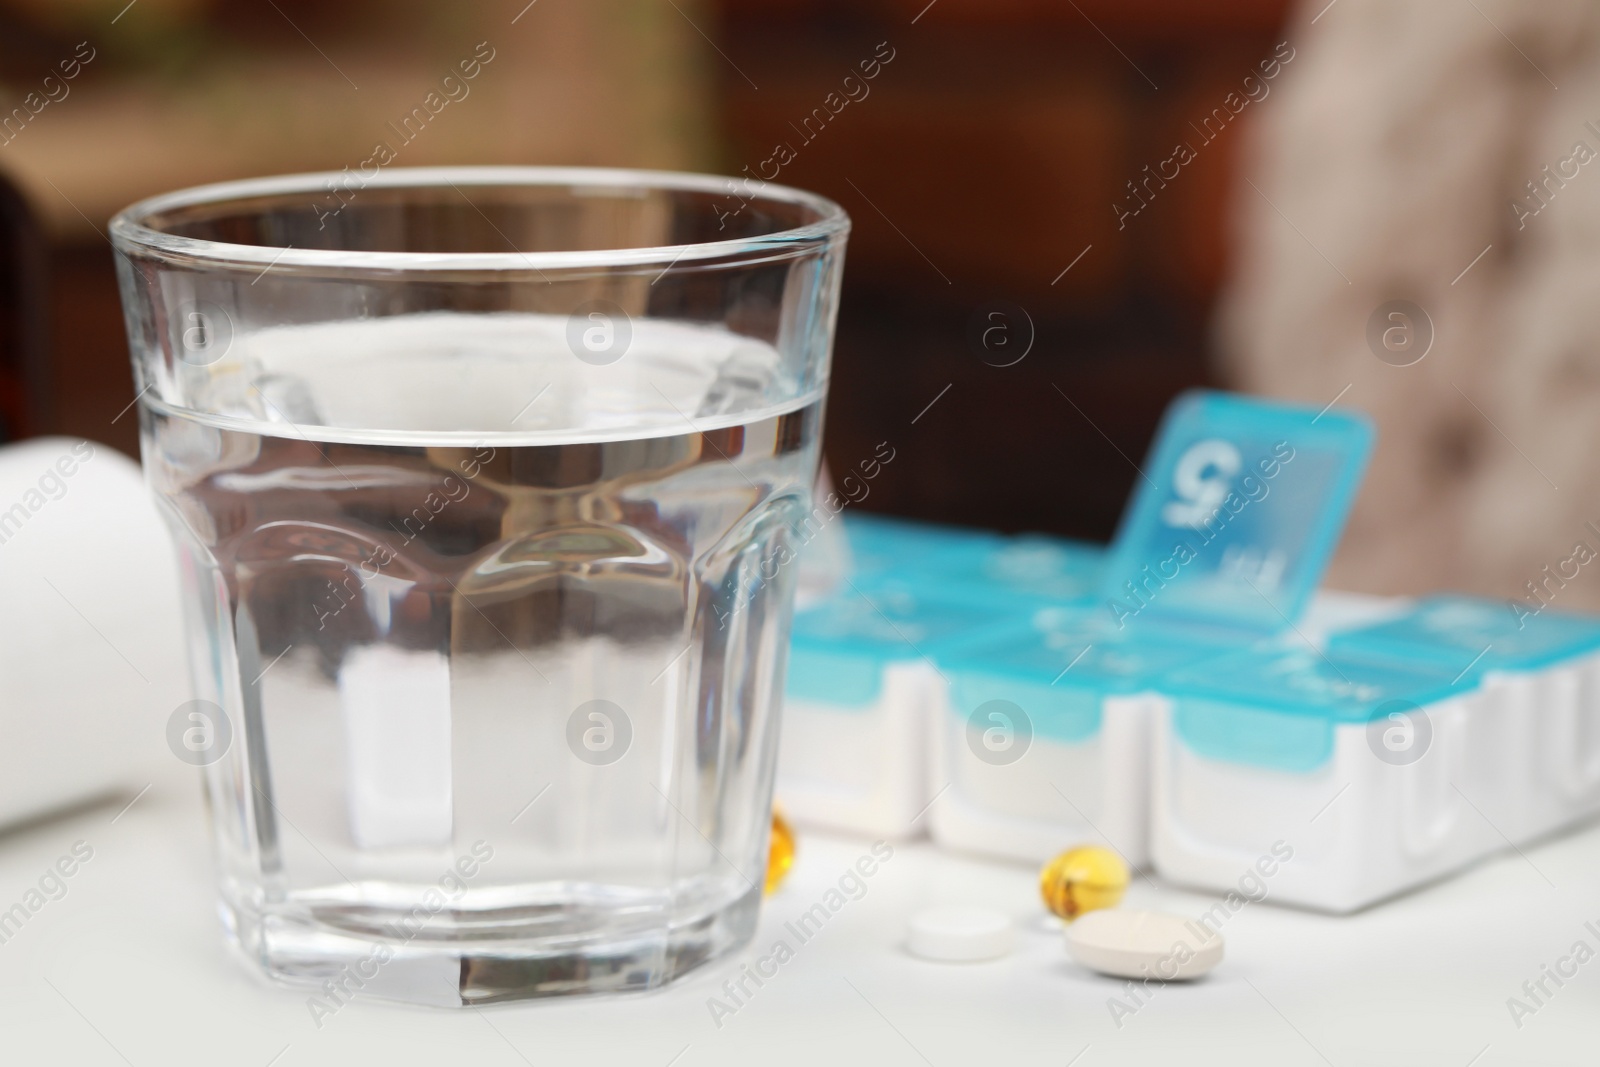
[{"x1": 1218, "y1": 0, "x2": 1600, "y2": 611}]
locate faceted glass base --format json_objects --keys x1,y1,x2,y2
[{"x1": 223, "y1": 886, "x2": 762, "y2": 1007}]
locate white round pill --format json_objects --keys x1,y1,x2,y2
[
  {"x1": 906, "y1": 906, "x2": 1014, "y2": 962},
  {"x1": 1064, "y1": 909, "x2": 1223, "y2": 980}
]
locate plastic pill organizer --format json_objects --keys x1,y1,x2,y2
[
  {"x1": 783, "y1": 392, "x2": 1367, "y2": 844},
  {"x1": 778, "y1": 512, "x2": 1113, "y2": 836},
  {"x1": 778, "y1": 390, "x2": 1600, "y2": 911},
  {"x1": 934, "y1": 392, "x2": 1382, "y2": 871}
]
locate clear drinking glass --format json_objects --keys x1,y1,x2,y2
[{"x1": 110, "y1": 167, "x2": 848, "y2": 1005}]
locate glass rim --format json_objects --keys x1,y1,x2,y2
[{"x1": 109, "y1": 165, "x2": 850, "y2": 274}]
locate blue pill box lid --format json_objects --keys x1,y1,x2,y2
[
  {"x1": 915, "y1": 534, "x2": 1106, "y2": 607},
  {"x1": 839, "y1": 513, "x2": 1006, "y2": 579},
  {"x1": 1160, "y1": 646, "x2": 1474, "y2": 773},
  {"x1": 1328, "y1": 595, "x2": 1600, "y2": 675},
  {"x1": 934, "y1": 606, "x2": 1240, "y2": 742},
  {"x1": 1097, "y1": 390, "x2": 1374, "y2": 637},
  {"x1": 786, "y1": 577, "x2": 1020, "y2": 707}
]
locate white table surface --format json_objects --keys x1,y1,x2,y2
[{"x1": 1, "y1": 768, "x2": 1597, "y2": 1067}]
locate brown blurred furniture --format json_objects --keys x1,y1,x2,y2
[
  {"x1": 713, "y1": 0, "x2": 1291, "y2": 540},
  {"x1": 5, "y1": 0, "x2": 1294, "y2": 539},
  {"x1": 0, "y1": 168, "x2": 47, "y2": 441},
  {"x1": 0, "y1": 0, "x2": 714, "y2": 456}
]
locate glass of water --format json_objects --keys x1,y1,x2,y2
[{"x1": 110, "y1": 168, "x2": 848, "y2": 1005}]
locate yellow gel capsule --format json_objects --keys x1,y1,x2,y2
[
  {"x1": 765, "y1": 808, "x2": 795, "y2": 895},
  {"x1": 1040, "y1": 845, "x2": 1129, "y2": 921}
]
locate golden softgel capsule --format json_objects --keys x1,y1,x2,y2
[
  {"x1": 765, "y1": 809, "x2": 795, "y2": 895},
  {"x1": 1040, "y1": 845, "x2": 1129, "y2": 920}
]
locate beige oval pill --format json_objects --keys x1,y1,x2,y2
[{"x1": 1065, "y1": 909, "x2": 1223, "y2": 980}]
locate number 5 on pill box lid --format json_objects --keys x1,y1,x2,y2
[{"x1": 1098, "y1": 390, "x2": 1374, "y2": 637}]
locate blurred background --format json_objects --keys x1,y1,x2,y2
[{"x1": 3, "y1": 0, "x2": 1596, "y2": 608}]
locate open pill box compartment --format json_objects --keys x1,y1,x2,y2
[
  {"x1": 938, "y1": 387, "x2": 1383, "y2": 873},
  {"x1": 782, "y1": 389, "x2": 1379, "y2": 849}
]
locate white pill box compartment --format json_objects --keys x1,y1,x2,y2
[
  {"x1": 832, "y1": 513, "x2": 1105, "y2": 610},
  {"x1": 1149, "y1": 646, "x2": 1498, "y2": 914},
  {"x1": 929, "y1": 612, "x2": 1231, "y2": 870},
  {"x1": 777, "y1": 580, "x2": 1016, "y2": 838},
  {"x1": 913, "y1": 533, "x2": 1105, "y2": 609},
  {"x1": 1327, "y1": 596, "x2": 1600, "y2": 845},
  {"x1": 825, "y1": 513, "x2": 1006, "y2": 585},
  {"x1": 928, "y1": 593, "x2": 1406, "y2": 872},
  {"x1": 777, "y1": 517, "x2": 1106, "y2": 839}
]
